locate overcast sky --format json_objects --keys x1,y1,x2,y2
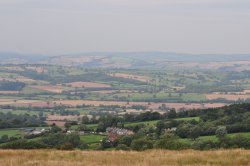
[{"x1": 0, "y1": 0, "x2": 249, "y2": 55}]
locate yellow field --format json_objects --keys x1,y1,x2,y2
[
  {"x1": 0, "y1": 149, "x2": 249, "y2": 166},
  {"x1": 206, "y1": 93, "x2": 250, "y2": 101},
  {"x1": 110, "y1": 73, "x2": 150, "y2": 82}
]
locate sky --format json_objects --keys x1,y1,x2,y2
[{"x1": 0, "y1": 0, "x2": 249, "y2": 55}]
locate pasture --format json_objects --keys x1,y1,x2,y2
[
  {"x1": 0, "y1": 129, "x2": 22, "y2": 137},
  {"x1": 124, "y1": 120, "x2": 159, "y2": 127},
  {"x1": 80, "y1": 134, "x2": 105, "y2": 144},
  {"x1": 66, "y1": 81, "x2": 111, "y2": 88},
  {"x1": 0, "y1": 149, "x2": 249, "y2": 166},
  {"x1": 175, "y1": 117, "x2": 200, "y2": 121}
]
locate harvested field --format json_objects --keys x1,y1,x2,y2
[
  {"x1": 0, "y1": 98, "x2": 226, "y2": 110},
  {"x1": 3, "y1": 66, "x2": 25, "y2": 71},
  {"x1": 54, "y1": 100, "x2": 226, "y2": 111},
  {"x1": 120, "y1": 109, "x2": 166, "y2": 115},
  {"x1": 30, "y1": 85, "x2": 65, "y2": 93},
  {"x1": 46, "y1": 114, "x2": 80, "y2": 121},
  {"x1": 45, "y1": 115, "x2": 81, "y2": 126},
  {"x1": 13, "y1": 101, "x2": 52, "y2": 108},
  {"x1": 65, "y1": 81, "x2": 111, "y2": 88},
  {"x1": 0, "y1": 91, "x2": 19, "y2": 94},
  {"x1": 0, "y1": 76, "x2": 36, "y2": 83},
  {"x1": 92, "y1": 90, "x2": 116, "y2": 94},
  {"x1": 206, "y1": 93, "x2": 250, "y2": 101},
  {"x1": 0, "y1": 99, "x2": 40, "y2": 105},
  {"x1": 213, "y1": 90, "x2": 250, "y2": 95},
  {"x1": 0, "y1": 100, "x2": 59, "y2": 108},
  {"x1": 203, "y1": 103, "x2": 226, "y2": 108},
  {"x1": 0, "y1": 78, "x2": 15, "y2": 81},
  {"x1": 0, "y1": 149, "x2": 250, "y2": 166},
  {"x1": 148, "y1": 102, "x2": 226, "y2": 110},
  {"x1": 16, "y1": 76, "x2": 36, "y2": 83},
  {"x1": 110, "y1": 73, "x2": 150, "y2": 82},
  {"x1": 92, "y1": 90, "x2": 138, "y2": 94},
  {"x1": 25, "y1": 66, "x2": 47, "y2": 73}
]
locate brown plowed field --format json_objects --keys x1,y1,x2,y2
[
  {"x1": 110, "y1": 73, "x2": 150, "y2": 82},
  {"x1": 206, "y1": 93, "x2": 250, "y2": 101},
  {"x1": 30, "y1": 85, "x2": 65, "y2": 93},
  {"x1": 66, "y1": 82, "x2": 111, "y2": 88}
]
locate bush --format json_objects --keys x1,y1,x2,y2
[
  {"x1": 156, "y1": 134, "x2": 188, "y2": 150},
  {"x1": 192, "y1": 140, "x2": 218, "y2": 150},
  {"x1": 118, "y1": 136, "x2": 133, "y2": 147},
  {"x1": 116, "y1": 144, "x2": 131, "y2": 151},
  {"x1": 60, "y1": 143, "x2": 74, "y2": 150},
  {"x1": 0, "y1": 140, "x2": 47, "y2": 149},
  {"x1": 131, "y1": 138, "x2": 153, "y2": 151},
  {"x1": 215, "y1": 126, "x2": 227, "y2": 140},
  {"x1": 41, "y1": 133, "x2": 83, "y2": 149},
  {"x1": 231, "y1": 135, "x2": 250, "y2": 149},
  {"x1": 78, "y1": 142, "x2": 89, "y2": 150},
  {"x1": 101, "y1": 137, "x2": 112, "y2": 149}
]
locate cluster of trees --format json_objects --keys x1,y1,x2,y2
[
  {"x1": 0, "y1": 81, "x2": 25, "y2": 91},
  {"x1": 0, "y1": 135, "x2": 19, "y2": 144},
  {"x1": 19, "y1": 70, "x2": 146, "y2": 85},
  {"x1": 0, "y1": 126, "x2": 88, "y2": 150},
  {"x1": 95, "y1": 111, "x2": 168, "y2": 132},
  {"x1": 155, "y1": 104, "x2": 250, "y2": 139},
  {"x1": 98, "y1": 103, "x2": 250, "y2": 151},
  {"x1": 1, "y1": 103, "x2": 250, "y2": 151},
  {"x1": 50, "y1": 109, "x2": 80, "y2": 116},
  {"x1": 0, "y1": 112, "x2": 45, "y2": 129},
  {"x1": 101, "y1": 125, "x2": 250, "y2": 151}
]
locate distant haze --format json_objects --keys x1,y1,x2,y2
[{"x1": 0, "y1": 0, "x2": 249, "y2": 55}]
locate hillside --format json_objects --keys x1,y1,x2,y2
[
  {"x1": 1, "y1": 52, "x2": 250, "y2": 70},
  {"x1": 0, "y1": 149, "x2": 249, "y2": 166}
]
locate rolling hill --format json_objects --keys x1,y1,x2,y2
[{"x1": 1, "y1": 52, "x2": 250, "y2": 70}]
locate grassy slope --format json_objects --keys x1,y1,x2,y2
[
  {"x1": 175, "y1": 117, "x2": 200, "y2": 121},
  {"x1": 0, "y1": 149, "x2": 249, "y2": 166},
  {"x1": 124, "y1": 120, "x2": 159, "y2": 127},
  {"x1": 0, "y1": 129, "x2": 22, "y2": 137},
  {"x1": 80, "y1": 134, "x2": 105, "y2": 144}
]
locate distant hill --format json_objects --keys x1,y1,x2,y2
[
  {"x1": 1, "y1": 52, "x2": 250, "y2": 70},
  {"x1": 0, "y1": 52, "x2": 47, "y2": 64}
]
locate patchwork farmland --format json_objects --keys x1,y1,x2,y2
[{"x1": 0, "y1": 63, "x2": 250, "y2": 153}]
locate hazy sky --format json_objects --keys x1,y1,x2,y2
[{"x1": 0, "y1": 0, "x2": 250, "y2": 55}]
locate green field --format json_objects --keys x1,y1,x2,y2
[
  {"x1": 124, "y1": 120, "x2": 159, "y2": 127},
  {"x1": 182, "y1": 132, "x2": 250, "y2": 143},
  {"x1": 0, "y1": 109, "x2": 50, "y2": 116},
  {"x1": 68, "y1": 108, "x2": 90, "y2": 115},
  {"x1": 20, "y1": 86, "x2": 46, "y2": 94},
  {"x1": 80, "y1": 134, "x2": 106, "y2": 144},
  {"x1": 86, "y1": 124, "x2": 99, "y2": 130},
  {"x1": 175, "y1": 117, "x2": 200, "y2": 121},
  {"x1": 0, "y1": 129, "x2": 22, "y2": 137}
]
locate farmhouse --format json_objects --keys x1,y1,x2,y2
[{"x1": 106, "y1": 127, "x2": 134, "y2": 142}]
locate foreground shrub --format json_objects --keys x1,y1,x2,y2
[
  {"x1": 131, "y1": 138, "x2": 153, "y2": 151},
  {"x1": 192, "y1": 140, "x2": 218, "y2": 150},
  {"x1": 116, "y1": 144, "x2": 131, "y2": 151},
  {"x1": 156, "y1": 133, "x2": 189, "y2": 150},
  {"x1": 0, "y1": 140, "x2": 47, "y2": 149}
]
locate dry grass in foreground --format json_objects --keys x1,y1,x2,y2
[{"x1": 0, "y1": 149, "x2": 250, "y2": 166}]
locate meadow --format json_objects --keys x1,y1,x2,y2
[{"x1": 0, "y1": 149, "x2": 249, "y2": 166}]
